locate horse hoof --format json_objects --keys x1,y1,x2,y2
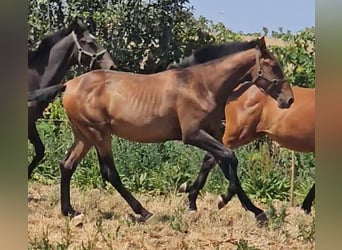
[
  {"x1": 217, "y1": 195, "x2": 226, "y2": 210},
  {"x1": 71, "y1": 213, "x2": 84, "y2": 228},
  {"x1": 301, "y1": 205, "x2": 311, "y2": 214},
  {"x1": 138, "y1": 211, "x2": 153, "y2": 222},
  {"x1": 143, "y1": 211, "x2": 153, "y2": 221},
  {"x1": 62, "y1": 209, "x2": 82, "y2": 218},
  {"x1": 178, "y1": 182, "x2": 188, "y2": 193},
  {"x1": 129, "y1": 211, "x2": 153, "y2": 223},
  {"x1": 255, "y1": 212, "x2": 268, "y2": 226},
  {"x1": 187, "y1": 207, "x2": 197, "y2": 213}
]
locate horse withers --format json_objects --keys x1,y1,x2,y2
[
  {"x1": 28, "y1": 37, "x2": 293, "y2": 223},
  {"x1": 28, "y1": 17, "x2": 116, "y2": 179}
]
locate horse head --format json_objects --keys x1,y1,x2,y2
[
  {"x1": 70, "y1": 17, "x2": 116, "y2": 70},
  {"x1": 247, "y1": 37, "x2": 294, "y2": 109}
]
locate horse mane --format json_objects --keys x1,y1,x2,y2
[
  {"x1": 178, "y1": 39, "x2": 258, "y2": 68},
  {"x1": 32, "y1": 18, "x2": 88, "y2": 57}
]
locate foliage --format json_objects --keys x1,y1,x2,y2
[
  {"x1": 237, "y1": 142, "x2": 291, "y2": 203},
  {"x1": 28, "y1": 0, "x2": 315, "y2": 204},
  {"x1": 271, "y1": 28, "x2": 315, "y2": 88},
  {"x1": 266, "y1": 201, "x2": 289, "y2": 231}
]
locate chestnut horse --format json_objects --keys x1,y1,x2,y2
[
  {"x1": 28, "y1": 18, "x2": 116, "y2": 178},
  {"x1": 28, "y1": 37, "x2": 294, "y2": 223},
  {"x1": 223, "y1": 84, "x2": 315, "y2": 214},
  {"x1": 169, "y1": 42, "x2": 315, "y2": 214},
  {"x1": 181, "y1": 84, "x2": 315, "y2": 213}
]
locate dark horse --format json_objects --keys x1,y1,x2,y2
[
  {"x1": 28, "y1": 18, "x2": 116, "y2": 178},
  {"x1": 169, "y1": 41, "x2": 315, "y2": 214},
  {"x1": 28, "y1": 37, "x2": 294, "y2": 223}
]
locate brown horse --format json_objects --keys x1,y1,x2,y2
[
  {"x1": 180, "y1": 83, "x2": 315, "y2": 213},
  {"x1": 168, "y1": 41, "x2": 315, "y2": 214},
  {"x1": 28, "y1": 18, "x2": 116, "y2": 178},
  {"x1": 28, "y1": 37, "x2": 294, "y2": 223}
]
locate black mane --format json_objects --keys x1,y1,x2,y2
[
  {"x1": 31, "y1": 18, "x2": 87, "y2": 58},
  {"x1": 177, "y1": 40, "x2": 258, "y2": 68}
]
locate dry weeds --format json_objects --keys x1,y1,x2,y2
[{"x1": 28, "y1": 183, "x2": 315, "y2": 249}]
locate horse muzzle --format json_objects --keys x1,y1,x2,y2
[{"x1": 278, "y1": 96, "x2": 294, "y2": 109}]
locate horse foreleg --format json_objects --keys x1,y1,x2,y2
[
  {"x1": 301, "y1": 183, "x2": 315, "y2": 214},
  {"x1": 179, "y1": 152, "x2": 216, "y2": 211},
  {"x1": 28, "y1": 122, "x2": 45, "y2": 179},
  {"x1": 95, "y1": 137, "x2": 153, "y2": 222}
]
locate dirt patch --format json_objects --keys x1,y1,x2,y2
[{"x1": 28, "y1": 183, "x2": 315, "y2": 249}]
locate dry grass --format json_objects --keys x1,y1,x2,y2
[{"x1": 28, "y1": 183, "x2": 315, "y2": 249}]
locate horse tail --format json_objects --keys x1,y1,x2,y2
[{"x1": 28, "y1": 83, "x2": 66, "y2": 103}]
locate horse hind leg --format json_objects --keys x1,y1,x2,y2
[
  {"x1": 183, "y1": 129, "x2": 266, "y2": 224},
  {"x1": 179, "y1": 152, "x2": 216, "y2": 211},
  {"x1": 95, "y1": 136, "x2": 153, "y2": 222},
  {"x1": 28, "y1": 122, "x2": 45, "y2": 179},
  {"x1": 218, "y1": 155, "x2": 267, "y2": 225},
  {"x1": 60, "y1": 138, "x2": 91, "y2": 217},
  {"x1": 301, "y1": 183, "x2": 315, "y2": 214}
]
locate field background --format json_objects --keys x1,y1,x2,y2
[
  {"x1": 28, "y1": 183, "x2": 315, "y2": 249},
  {"x1": 28, "y1": 0, "x2": 315, "y2": 249}
]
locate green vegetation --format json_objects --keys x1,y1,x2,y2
[{"x1": 28, "y1": 0, "x2": 315, "y2": 206}]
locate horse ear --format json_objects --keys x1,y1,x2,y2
[
  {"x1": 86, "y1": 17, "x2": 96, "y2": 34},
  {"x1": 72, "y1": 17, "x2": 87, "y2": 36},
  {"x1": 257, "y1": 36, "x2": 266, "y2": 50}
]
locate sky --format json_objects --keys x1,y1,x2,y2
[{"x1": 187, "y1": 0, "x2": 315, "y2": 34}]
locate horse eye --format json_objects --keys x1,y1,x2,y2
[{"x1": 272, "y1": 79, "x2": 278, "y2": 84}]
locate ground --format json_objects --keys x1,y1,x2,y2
[{"x1": 28, "y1": 183, "x2": 315, "y2": 249}]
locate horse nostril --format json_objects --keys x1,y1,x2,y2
[{"x1": 288, "y1": 97, "x2": 294, "y2": 106}]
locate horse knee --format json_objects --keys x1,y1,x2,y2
[
  {"x1": 221, "y1": 150, "x2": 238, "y2": 166},
  {"x1": 228, "y1": 183, "x2": 238, "y2": 193},
  {"x1": 59, "y1": 158, "x2": 76, "y2": 177},
  {"x1": 202, "y1": 153, "x2": 216, "y2": 169}
]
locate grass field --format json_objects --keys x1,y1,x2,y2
[{"x1": 28, "y1": 183, "x2": 315, "y2": 249}]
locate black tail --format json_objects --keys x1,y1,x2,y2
[{"x1": 28, "y1": 84, "x2": 66, "y2": 103}]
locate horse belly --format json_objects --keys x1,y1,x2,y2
[
  {"x1": 269, "y1": 133, "x2": 315, "y2": 152},
  {"x1": 109, "y1": 118, "x2": 181, "y2": 143}
]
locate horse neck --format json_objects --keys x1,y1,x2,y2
[
  {"x1": 195, "y1": 49, "x2": 256, "y2": 103},
  {"x1": 38, "y1": 34, "x2": 78, "y2": 88}
]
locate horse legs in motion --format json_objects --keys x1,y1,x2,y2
[
  {"x1": 60, "y1": 125, "x2": 153, "y2": 221},
  {"x1": 182, "y1": 130, "x2": 267, "y2": 224}
]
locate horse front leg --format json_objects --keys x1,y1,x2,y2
[
  {"x1": 183, "y1": 129, "x2": 266, "y2": 223},
  {"x1": 28, "y1": 121, "x2": 45, "y2": 179}
]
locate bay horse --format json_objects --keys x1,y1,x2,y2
[
  {"x1": 169, "y1": 42, "x2": 315, "y2": 214},
  {"x1": 28, "y1": 37, "x2": 294, "y2": 223},
  {"x1": 28, "y1": 18, "x2": 116, "y2": 178}
]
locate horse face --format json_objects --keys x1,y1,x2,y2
[
  {"x1": 77, "y1": 32, "x2": 116, "y2": 70},
  {"x1": 72, "y1": 19, "x2": 116, "y2": 70},
  {"x1": 252, "y1": 38, "x2": 294, "y2": 109}
]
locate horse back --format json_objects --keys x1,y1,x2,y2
[{"x1": 63, "y1": 70, "x2": 185, "y2": 142}]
